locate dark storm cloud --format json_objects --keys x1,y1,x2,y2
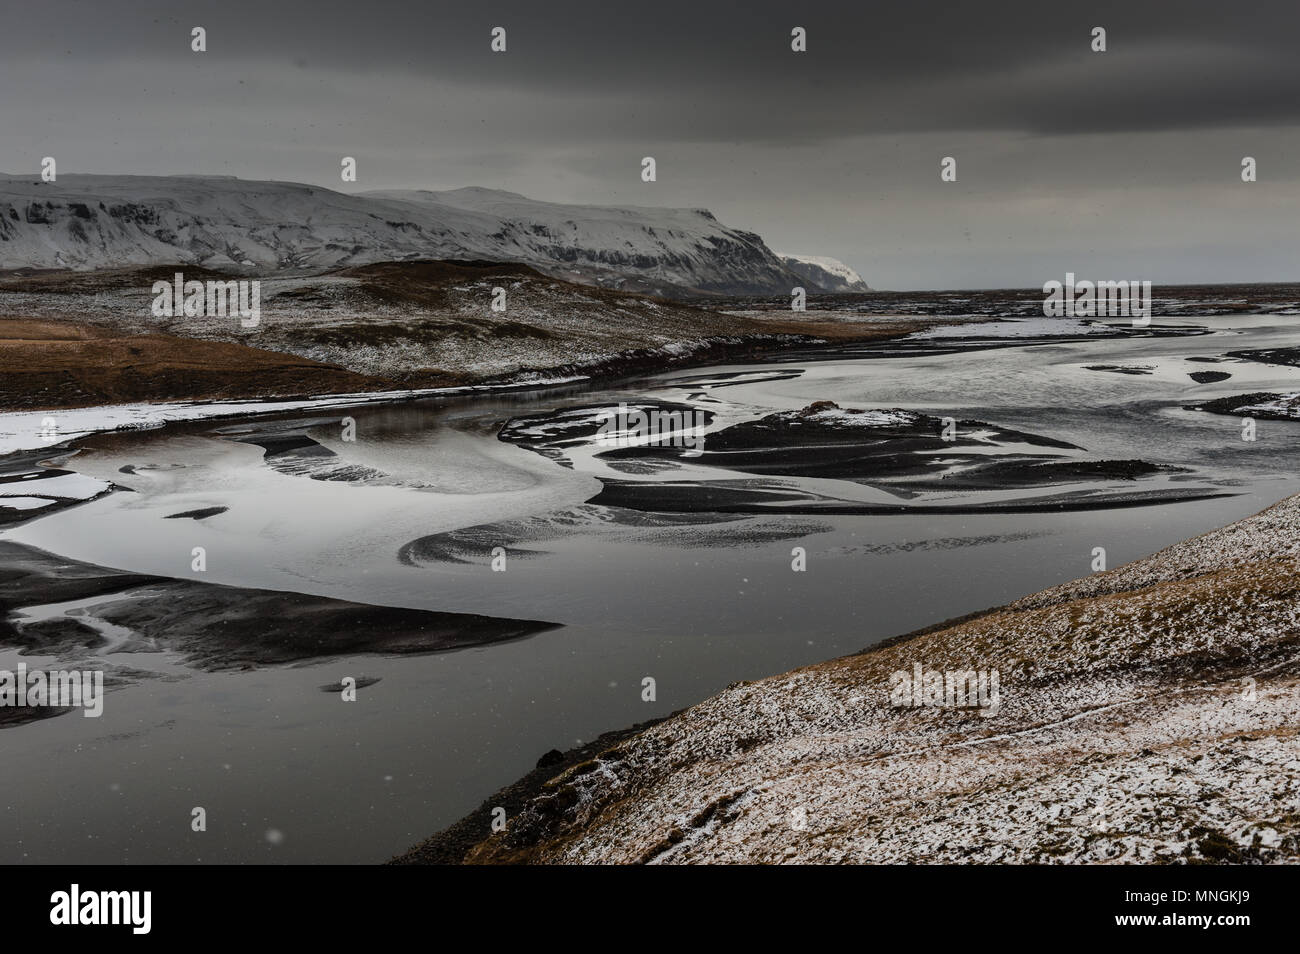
[
  {"x1": 2, "y1": 0, "x2": 1298, "y2": 288},
  {"x1": 5, "y1": 0, "x2": 1300, "y2": 138}
]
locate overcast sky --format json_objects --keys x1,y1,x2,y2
[{"x1": 2, "y1": 0, "x2": 1298, "y2": 289}]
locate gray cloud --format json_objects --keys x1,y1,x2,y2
[{"x1": 1, "y1": 0, "x2": 1297, "y2": 288}]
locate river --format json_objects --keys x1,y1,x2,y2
[{"x1": 2, "y1": 314, "x2": 1298, "y2": 862}]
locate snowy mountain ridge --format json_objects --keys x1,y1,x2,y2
[
  {"x1": 0, "y1": 174, "x2": 841, "y2": 296},
  {"x1": 777, "y1": 253, "x2": 870, "y2": 292}
]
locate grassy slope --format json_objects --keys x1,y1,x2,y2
[
  {"x1": 397, "y1": 494, "x2": 1300, "y2": 864},
  {"x1": 0, "y1": 317, "x2": 405, "y2": 410},
  {"x1": 0, "y1": 262, "x2": 928, "y2": 411}
]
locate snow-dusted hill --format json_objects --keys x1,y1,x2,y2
[
  {"x1": 777, "y1": 253, "x2": 870, "y2": 292},
  {"x1": 0, "y1": 175, "x2": 813, "y2": 296},
  {"x1": 401, "y1": 491, "x2": 1300, "y2": 864},
  {"x1": 367, "y1": 187, "x2": 807, "y2": 296}
]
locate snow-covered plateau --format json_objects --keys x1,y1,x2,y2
[{"x1": 0, "y1": 175, "x2": 851, "y2": 297}]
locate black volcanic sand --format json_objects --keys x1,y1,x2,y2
[
  {"x1": 587, "y1": 480, "x2": 1226, "y2": 515},
  {"x1": 319, "y1": 676, "x2": 381, "y2": 693},
  {"x1": 163, "y1": 506, "x2": 229, "y2": 520},
  {"x1": 1188, "y1": 371, "x2": 1233, "y2": 384},
  {"x1": 0, "y1": 541, "x2": 160, "y2": 621},
  {"x1": 1187, "y1": 391, "x2": 1297, "y2": 421},
  {"x1": 0, "y1": 446, "x2": 119, "y2": 527},
  {"x1": 1226, "y1": 347, "x2": 1300, "y2": 368},
  {"x1": 0, "y1": 700, "x2": 77, "y2": 728},
  {"x1": 650, "y1": 368, "x2": 806, "y2": 392},
  {"x1": 398, "y1": 504, "x2": 832, "y2": 566},
  {"x1": 500, "y1": 400, "x2": 1204, "y2": 514},
  {"x1": 210, "y1": 417, "x2": 390, "y2": 481},
  {"x1": 1085, "y1": 364, "x2": 1154, "y2": 375},
  {"x1": 498, "y1": 401, "x2": 715, "y2": 443},
  {"x1": 0, "y1": 541, "x2": 559, "y2": 679},
  {"x1": 400, "y1": 538, "x2": 548, "y2": 566},
  {"x1": 0, "y1": 543, "x2": 155, "y2": 728},
  {"x1": 502, "y1": 401, "x2": 1076, "y2": 471}
]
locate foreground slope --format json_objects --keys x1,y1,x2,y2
[{"x1": 399, "y1": 494, "x2": 1300, "y2": 864}]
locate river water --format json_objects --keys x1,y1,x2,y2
[{"x1": 2, "y1": 315, "x2": 1298, "y2": 863}]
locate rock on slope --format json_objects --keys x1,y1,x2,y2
[
  {"x1": 0, "y1": 175, "x2": 812, "y2": 296},
  {"x1": 401, "y1": 494, "x2": 1300, "y2": 864}
]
